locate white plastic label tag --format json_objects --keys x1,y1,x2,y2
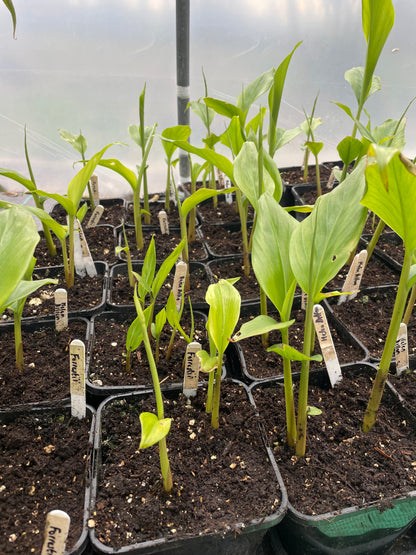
[
  {"x1": 86, "y1": 204, "x2": 104, "y2": 228},
  {"x1": 183, "y1": 341, "x2": 201, "y2": 398},
  {"x1": 338, "y1": 250, "x2": 367, "y2": 305},
  {"x1": 158, "y1": 210, "x2": 169, "y2": 235},
  {"x1": 395, "y1": 322, "x2": 409, "y2": 375},
  {"x1": 90, "y1": 175, "x2": 100, "y2": 205},
  {"x1": 172, "y1": 261, "x2": 188, "y2": 310},
  {"x1": 54, "y1": 288, "x2": 68, "y2": 332},
  {"x1": 41, "y1": 510, "x2": 71, "y2": 555},
  {"x1": 70, "y1": 339, "x2": 86, "y2": 419},
  {"x1": 312, "y1": 304, "x2": 342, "y2": 387}
]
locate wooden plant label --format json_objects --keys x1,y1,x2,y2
[
  {"x1": 326, "y1": 166, "x2": 339, "y2": 190},
  {"x1": 74, "y1": 219, "x2": 97, "y2": 278},
  {"x1": 338, "y1": 249, "x2": 367, "y2": 305},
  {"x1": 312, "y1": 304, "x2": 342, "y2": 387},
  {"x1": 301, "y1": 290, "x2": 307, "y2": 310},
  {"x1": 70, "y1": 339, "x2": 86, "y2": 419},
  {"x1": 90, "y1": 174, "x2": 100, "y2": 205},
  {"x1": 183, "y1": 341, "x2": 201, "y2": 398},
  {"x1": 395, "y1": 322, "x2": 409, "y2": 375},
  {"x1": 172, "y1": 261, "x2": 188, "y2": 310},
  {"x1": 54, "y1": 288, "x2": 68, "y2": 332},
  {"x1": 41, "y1": 509, "x2": 70, "y2": 555},
  {"x1": 224, "y1": 177, "x2": 233, "y2": 204},
  {"x1": 158, "y1": 210, "x2": 169, "y2": 235},
  {"x1": 86, "y1": 204, "x2": 104, "y2": 228},
  {"x1": 216, "y1": 168, "x2": 225, "y2": 188}
]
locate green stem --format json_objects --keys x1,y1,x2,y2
[
  {"x1": 33, "y1": 195, "x2": 57, "y2": 257},
  {"x1": 281, "y1": 326, "x2": 296, "y2": 447},
  {"x1": 133, "y1": 184, "x2": 143, "y2": 251},
  {"x1": 205, "y1": 334, "x2": 216, "y2": 414},
  {"x1": 143, "y1": 169, "x2": 151, "y2": 225},
  {"x1": 67, "y1": 215, "x2": 75, "y2": 288},
  {"x1": 362, "y1": 249, "x2": 413, "y2": 433},
  {"x1": 60, "y1": 238, "x2": 70, "y2": 289},
  {"x1": 315, "y1": 155, "x2": 321, "y2": 197},
  {"x1": 165, "y1": 328, "x2": 176, "y2": 360},
  {"x1": 303, "y1": 148, "x2": 310, "y2": 182},
  {"x1": 165, "y1": 160, "x2": 171, "y2": 212},
  {"x1": 260, "y1": 287, "x2": 269, "y2": 348},
  {"x1": 14, "y1": 310, "x2": 24, "y2": 370},
  {"x1": 210, "y1": 166, "x2": 217, "y2": 209},
  {"x1": 365, "y1": 219, "x2": 386, "y2": 267},
  {"x1": 211, "y1": 353, "x2": 223, "y2": 429},
  {"x1": 403, "y1": 284, "x2": 416, "y2": 326},
  {"x1": 236, "y1": 190, "x2": 250, "y2": 276}
]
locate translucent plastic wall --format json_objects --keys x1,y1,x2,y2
[{"x1": 1, "y1": 0, "x2": 415, "y2": 195}]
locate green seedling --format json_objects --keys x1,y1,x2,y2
[
  {"x1": 151, "y1": 307, "x2": 167, "y2": 364},
  {"x1": 289, "y1": 160, "x2": 367, "y2": 456},
  {"x1": 360, "y1": 147, "x2": 416, "y2": 432},
  {"x1": 59, "y1": 129, "x2": 96, "y2": 211},
  {"x1": 115, "y1": 225, "x2": 135, "y2": 288},
  {"x1": 160, "y1": 125, "x2": 191, "y2": 212},
  {"x1": 301, "y1": 93, "x2": 323, "y2": 196},
  {"x1": 99, "y1": 126, "x2": 156, "y2": 250},
  {"x1": 34, "y1": 143, "x2": 115, "y2": 287},
  {"x1": 0, "y1": 127, "x2": 57, "y2": 257},
  {"x1": 187, "y1": 156, "x2": 209, "y2": 242},
  {"x1": 300, "y1": 93, "x2": 322, "y2": 182},
  {"x1": 165, "y1": 289, "x2": 194, "y2": 360},
  {"x1": 3, "y1": 0, "x2": 16, "y2": 38},
  {"x1": 128, "y1": 84, "x2": 153, "y2": 224}
]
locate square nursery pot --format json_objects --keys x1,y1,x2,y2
[
  {"x1": 249, "y1": 363, "x2": 416, "y2": 555},
  {"x1": 86, "y1": 310, "x2": 228, "y2": 401},
  {"x1": 0, "y1": 316, "x2": 90, "y2": 410},
  {"x1": 235, "y1": 298, "x2": 368, "y2": 384},
  {"x1": 116, "y1": 226, "x2": 209, "y2": 263},
  {"x1": 200, "y1": 222, "x2": 252, "y2": 260},
  {"x1": 326, "y1": 284, "x2": 416, "y2": 364},
  {"x1": 50, "y1": 197, "x2": 127, "y2": 228},
  {"x1": 107, "y1": 260, "x2": 210, "y2": 312},
  {"x1": 0, "y1": 262, "x2": 108, "y2": 324},
  {"x1": 0, "y1": 402, "x2": 95, "y2": 554},
  {"x1": 206, "y1": 255, "x2": 261, "y2": 305},
  {"x1": 89, "y1": 380, "x2": 287, "y2": 554},
  {"x1": 361, "y1": 232, "x2": 404, "y2": 272},
  {"x1": 197, "y1": 192, "x2": 254, "y2": 226}
]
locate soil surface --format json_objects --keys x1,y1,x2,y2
[
  {"x1": 330, "y1": 287, "x2": 416, "y2": 360},
  {"x1": 207, "y1": 258, "x2": 259, "y2": 301},
  {"x1": 280, "y1": 162, "x2": 339, "y2": 185},
  {"x1": 91, "y1": 382, "x2": 283, "y2": 550},
  {"x1": 237, "y1": 307, "x2": 366, "y2": 381},
  {"x1": 326, "y1": 252, "x2": 400, "y2": 290},
  {"x1": 88, "y1": 312, "x2": 211, "y2": 389},
  {"x1": 0, "y1": 319, "x2": 88, "y2": 408},
  {"x1": 0, "y1": 409, "x2": 92, "y2": 553},
  {"x1": 125, "y1": 200, "x2": 186, "y2": 228},
  {"x1": 201, "y1": 224, "x2": 252, "y2": 257},
  {"x1": 252, "y1": 369, "x2": 416, "y2": 515},
  {"x1": 389, "y1": 368, "x2": 416, "y2": 415},
  {"x1": 50, "y1": 199, "x2": 126, "y2": 227},
  {"x1": 198, "y1": 197, "x2": 255, "y2": 224}
]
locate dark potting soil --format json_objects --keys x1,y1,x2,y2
[
  {"x1": 0, "y1": 320, "x2": 88, "y2": 408},
  {"x1": 201, "y1": 224, "x2": 252, "y2": 257},
  {"x1": 208, "y1": 259, "x2": 260, "y2": 300},
  {"x1": 50, "y1": 200, "x2": 125, "y2": 227},
  {"x1": 108, "y1": 266, "x2": 210, "y2": 307},
  {"x1": 121, "y1": 229, "x2": 207, "y2": 262},
  {"x1": 91, "y1": 382, "x2": 282, "y2": 549},
  {"x1": 198, "y1": 198, "x2": 255, "y2": 224},
  {"x1": 89, "y1": 313, "x2": 210, "y2": 388},
  {"x1": 375, "y1": 233, "x2": 404, "y2": 266},
  {"x1": 34, "y1": 225, "x2": 118, "y2": 267},
  {"x1": 330, "y1": 287, "x2": 416, "y2": 359},
  {"x1": 389, "y1": 371, "x2": 416, "y2": 415},
  {"x1": 238, "y1": 308, "x2": 366, "y2": 380},
  {"x1": 0, "y1": 410, "x2": 92, "y2": 553},
  {"x1": 125, "y1": 200, "x2": 184, "y2": 228},
  {"x1": 2, "y1": 269, "x2": 105, "y2": 322},
  {"x1": 252, "y1": 371, "x2": 416, "y2": 515},
  {"x1": 280, "y1": 163, "x2": 336, "y2": 185},
  {"x1": 326, "y1": 253, "x2": 400, "y2": 290}
]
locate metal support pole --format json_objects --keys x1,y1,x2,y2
[{"x1": 176, "y1": 0, "x2": 191, "y2": 184}]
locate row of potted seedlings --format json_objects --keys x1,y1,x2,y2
[{"x1": 2, "y1": 0, "x2": 416, "y2": 552}]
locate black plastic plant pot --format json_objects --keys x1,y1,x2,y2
[
  {"x1": 107, "y1": 260, "x2": 210, "y2": 312},
  {"x1": 0, "y1": 315, "x2": 90, "y2": 410},
  {"x1": 248, "y1": 363, "x2": 416, "y2": 555},
  {"x1": 89, "y1": 381, "x2": 288, "y2": 554},
  {"x1": 0, "y1": 402, "x2": 96, "y2": 554},
  {"x1": 0, "y1": 262, "x2": 109, "y2": 325},
  {"x1": 361, "y1": 232, "x2": 403, "y2": 272},
  {"x1": 115, "y1": 226, "x2": 209, "y2": 264},
  {"x1": 236, "y1": 297, "x2": 369, "y2": 384},
  {"x1": 206, "y1": 254, "x2": 261, "y2": 305},
  {"x1": 200, "y1": 222, "x2": 252, "y2": 260},
  {"x1": 86, "y1": 310, "x2": 226, "y2": 401}
]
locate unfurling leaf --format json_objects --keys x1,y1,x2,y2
[{"x1": 139, "y1": 412, "x2": 171, "y2": 449}]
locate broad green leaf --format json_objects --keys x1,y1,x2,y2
[
  {"x1": 170, "y1": 141, "x2": 234, "y2": 182},
  {"x1": 337, "y1": 136, "x2": 363, "y2": 166},
  {"x1": 252, "y1": 192, "x2": 298, "y2": 316},
  {"x1": 190, "y1": 160, "x2": 209, "y2": 184},
  {"x1": 59, "y1": 129, "x2": 87, "y2": 157},
  {"x1": 267, "y1": 343, "x2": 323, "y2": 362},
  {"x1": 361, "y1": 0, "x2": 394, "y2": 103},
  {"x1": 33, "y1": 191, "x2": 74, "y2": 216},
  {"x1": 305, "y1": 141, "x2": 323, "y2": 157},
  {"x1": 128, "y1": 124, "x2": 154, "y2": 148},
  {"x1": 3, "y1": 0, "x2": 16, "y2": 38},
  {"x1": 98, "y1": 159, "x2": 138, "y2": 190},
  {"x1": 188, "y1": 100, "x2": 215, "y2": 129},
  {"x1": 0, "y1": 209, "x2": 39, "y2": 311},
  {"x1": 245, "y1": 108, "x2": 267, "y2": 136},
  {"x1": 166, "y1": 290, "x2": 181, "y2": 330},
  {"x1": 363, "y1": 149, "x2": 416, "y2": 251},
  {"x1": 237, "y1": 67, "x2": 275, "y2": 115},
  {"x1": 206, "y1": 280, "x2": 241, "y2": 356},
  {"x1": 290, "y1": 159, "x2": 367, "y2": 301},
  {"x1": 181, "y1": 186, "x2": 236, "y2": 220},
  {"x1": 204, "y1": 97, "x2": 243, "y2": 121},
  {"x1": 0, "y1": 202, "x2": 67, "y2": 242},
  {"x1": 139, "y1": 412, "x2": 171, "y2": 449},
  {"x1": 232, "y1": 315, "x2": 294, "y2": 342},
  {"x1": 153, "y1": 307, "x2": 166, "y2": 337},
  {"x1": 344, "y1": 67, "x2": 381, "y2": 105},
  {"x1": 3, "y1": 277, "x2": 58, "y2": 311},
  {"x1": 373, "y1": 118, "x2": 406, "y2": 149},
  {"x1": 152, "y1": 239, "x2": 185, "y2": 299},
  {"x1": 270, "y1": 127, "x2": 302, "y2": 154},
  {"x1": 126, "y1": 306, "x2": 152, "y2": 352},
  {"x1": 0, "y1": 168, "x2": 35, "y2": 191},
  {"x1": 284, "y1": 204, "x2": 314, "y2": 214},
  {"x1": 222, "y1": 116, "x2": 245, "y2": 156},
  {"x1": 139, "y1": 237, "x2": 156, "y2": 301},
  {"x1": 77, "y1": 202, "x2": 88, "y2": 224},
  {"x1": 263, "y1": 150, "x2": 283, "y2": 202},
  {"x1": 196, "y1": 350, "x2": 218, "y2": 373},
  {"x1": 300, "y1": 117, "x2": 322, "y2": 136},
  {"x1": 161, "y1": 125, "x2": 191, "y2": 159}
]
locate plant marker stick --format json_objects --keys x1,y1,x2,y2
[
  {"x1": 90, "y1": 174, "x2": 100, "y2": 205},
  {"x1": 74, "y1": 219, "x2": 97, "y2": 278},
  {"x1": 70, "y1": 339, "x2": 86, "y2": 419},
  {"x1": 301, "y1": 290, "x2": 307, "y2": 310},
  {"x1": 158, "y1": 210, "x2": 169, "y2": 235},
  {"x1": 312, "y1": 304, "x2": 342, "y2": 387},
  {"x1": 41, "y1": 509, "x2": 70, "y2": 555},
  {"x1": 183, "y1": 341, "x2": 201, "y2": 398},
  {"x1": 54, "y1": 288, "x2": 68, "y2": 332},
  {"x1": 338, "y1": 249, "x2": 367, "y2": 305},
  {"x1": 216, "y1": 168, "x2": 225, "y2": 188},
  {"x1": 224, "y1": 177, "x2": 233, "y2": 204},
  {"x1": 326, "y1": 166, "x2": 339, "y2": 190},
  {"x1": 86, "y1": 204, "x2": 104, "y2": 228},
  {"x1": 172, "y1": 261, "x2": 188, "y2": 310},
  {"x1": 395, "y1": 322, "x2": 409, "y2": 375}
]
